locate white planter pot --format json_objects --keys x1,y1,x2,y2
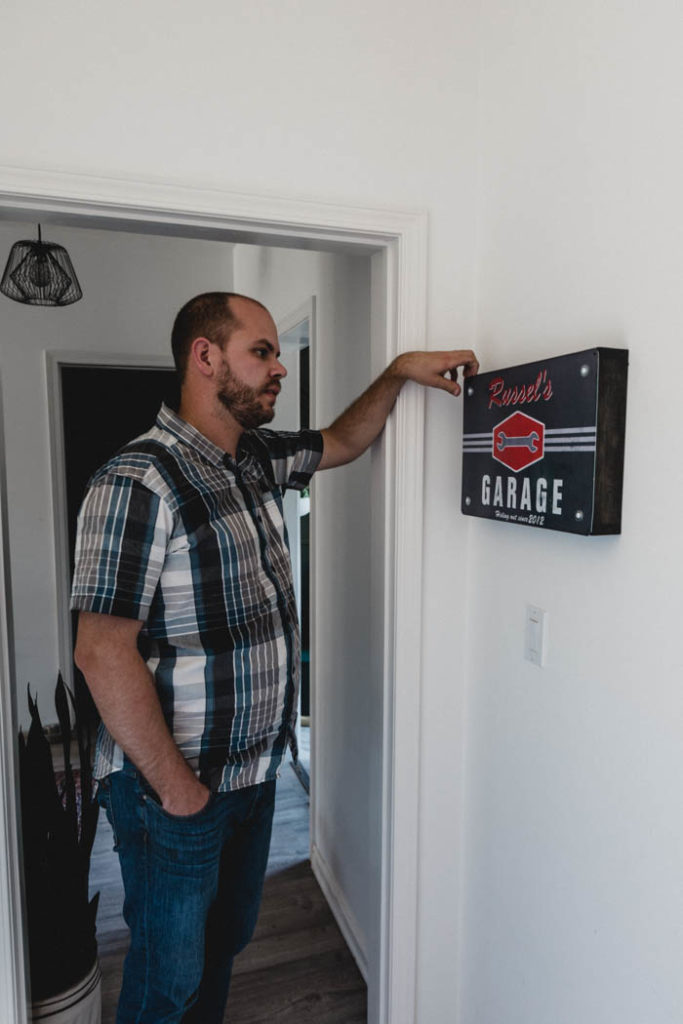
[{"x1": 30, "y1": 960, "x2": 101, "y2": 1024}]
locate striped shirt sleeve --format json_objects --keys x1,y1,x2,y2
[
  {"x1": 70, "y1": 472, "x2": 172, "y2": 621},
  {"x1": 254, "y1": 428, "x2": 324, "y2": 489}
]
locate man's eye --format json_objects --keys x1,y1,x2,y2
[{"x1": 255, "y1": 348, "x2": 268, "y2": 358}]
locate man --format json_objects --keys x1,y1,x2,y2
[{"x1": 72, "y1": 292, "x2": 478, "y2": 1023}]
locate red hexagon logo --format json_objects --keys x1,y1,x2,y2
[{"x1": 492, "y1": 411, "x2": 545, "y2": 472}]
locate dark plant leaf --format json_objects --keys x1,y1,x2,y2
[
  {"x1": 24, "y1": 688, "x2": 61, "y2": 833},
  {"x1": 19, "y1": 676, "x2": 100, "y2": 1001},
  {"x1": 55, "y1": 674, "x2": 77, "y2": 843}
]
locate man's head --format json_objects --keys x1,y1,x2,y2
[
  {"x1": 171, "y1": 292, "x2": 267, "y2": 382},
  {"x1": 172, "y1": 292, "x2": 287, "y2": 429}
]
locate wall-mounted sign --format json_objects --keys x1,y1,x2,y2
[{"x1": 461, "y1": 348, "x2": 628, "y2": 535}]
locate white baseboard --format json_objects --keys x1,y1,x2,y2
[{"x1": 310, "y1": 841, "x2": 369, "y2": 982}]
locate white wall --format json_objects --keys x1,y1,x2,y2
[
  {"x1": 460, "y1": 3, "x2": 683, "y2": 1023},
  {"x1": 0, "y1": 221, "x2": 234, "y2": 729},
  {"x1": 233, "y1": 245, "x2": 377, "y2": 976}
]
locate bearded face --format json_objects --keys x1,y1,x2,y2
[{"x1": 216, "y1": 356, "x2": 277, "y2": 429}]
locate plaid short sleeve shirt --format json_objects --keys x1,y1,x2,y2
[{"x1": 71, "y1": 403, "x2": 323, "y2": 792}]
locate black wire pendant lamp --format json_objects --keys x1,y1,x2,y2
[{"x1": 0, "y1": 225, "x2": 83, "y2": 306}]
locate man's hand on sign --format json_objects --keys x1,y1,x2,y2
[{"x1": 392, "y1": 349, "x2": 479, "y2": 397}]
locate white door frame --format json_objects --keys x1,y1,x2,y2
[
  {"x1": 0, "y1": 375, "x2": 27, "y2": 1024},
  {"x1": 275, "y1": 297, "x2": 316, "y2": 759},
  {"x1": 0, "y1": 166, "x2": 427, "y2": 1024},
  {"x1": 276, "y1": 296, "x2": 316, "y2": 613}
]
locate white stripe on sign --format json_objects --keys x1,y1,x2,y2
[
  {"x1": 542, "y1": 445, "x2": 596, "y2": 452},
  {"x1": 545, "y1": 426, "x2": 596, "y2": 435},
  {"x1": 545, "y1": 438, "x2": 596, "y2": 446}
]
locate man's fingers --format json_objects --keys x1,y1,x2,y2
[
  {"x1": 445, "y1": 350, "x2": 479, "y2": 377},
  {"x1": 434, "y1": 372, "x2": 461, "y2": 396}
]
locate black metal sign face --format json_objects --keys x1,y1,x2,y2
[{"x1": 461, "y1": 348, "x2": 628, "y2": 535}]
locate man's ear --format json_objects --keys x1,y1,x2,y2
[{"x1": 188, "y1": 336, "x2": 218, "y2": 378}]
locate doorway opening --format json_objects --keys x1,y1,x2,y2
[
  {"x1": 60, "y1": 363, "x2": 178, "y2": 721},
  {"x1": 0, "y1": 177, "x2": 428, "y2": 1024}
]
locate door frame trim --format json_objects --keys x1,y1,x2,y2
[
  {"x1": 275, "y1": 297, "x2": 315, "y2": 777},
  {"x1": 0, "y1": 165, "x2": 427, "y2": 1024},
  {"x1": 0, "y1": 376, "x2": 27, "y2": 1024}
]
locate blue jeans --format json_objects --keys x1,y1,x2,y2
[{"x1": 97, "y1": 770, "x2": 276, "y2": 1024}]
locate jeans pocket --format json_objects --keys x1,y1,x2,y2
[
  {"x1": 143, "y1": 789, "x2": 216, "y2": 824},
  {"x1": 143, "y1": 792, "x2": 220, "y2": 874}
]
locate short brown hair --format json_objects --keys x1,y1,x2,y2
[{"x1": 171, "y1": 292, "x2": 267, "y2": 382}]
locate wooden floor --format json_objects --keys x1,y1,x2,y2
[{"x1": 90, "y1": 760, "x2": 367, "y2": 1023}]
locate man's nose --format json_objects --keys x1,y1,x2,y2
[{"x1": 272, "y1": 359, "x2": 287, "y2": 378}]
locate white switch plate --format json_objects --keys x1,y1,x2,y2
[{"x1": 525, "y1": 605, "x2": 547, "y2": 666}]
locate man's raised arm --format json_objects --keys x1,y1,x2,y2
[
  {"x1": 318, "y1": 349, "x2": 479, "y2": 471},
  {"x1": 74, "y1": 612, "x2": 209, "y2": 816}
]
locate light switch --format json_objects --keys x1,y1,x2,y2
[{"x1": 525, "y1": 605, "x2": 547, "y2": 666}]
